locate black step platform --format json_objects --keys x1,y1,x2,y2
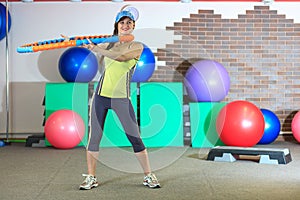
[
  {"x1": 207, "y1": 146, "x2": 292, "y2": 165},
  {"x1": 25, "y1": 134, "x2": 45, "y2": 147}
]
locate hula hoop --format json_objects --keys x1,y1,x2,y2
[{"x1": 17, "y1": 34, "x2": 134, "y2": 53}]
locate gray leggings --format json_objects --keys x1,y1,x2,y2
[{"x1": 87, "y1": 94, "x2": 146, "y2": 153}]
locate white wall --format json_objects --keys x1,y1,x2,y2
[{"x1": 0, "y1": 1, "x2": 299, "y2": 136}]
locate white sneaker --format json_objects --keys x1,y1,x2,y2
[
  {"x1": 143, "y1": 173, "x2": 161, "y2": 188},
  {"x1": 79, "y1": 174, "x2": 99, "y2": 190}
]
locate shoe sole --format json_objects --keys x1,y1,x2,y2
[
  {"x1": 143, "y1": 182, "x2": 161, "y2": 189},
  {"x1": 79, "y1": 183, "x2": 99, "y2": 190}
]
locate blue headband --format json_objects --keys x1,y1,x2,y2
[{"x1": 115, "y1": 10, "x2": 135, "y2": 23}]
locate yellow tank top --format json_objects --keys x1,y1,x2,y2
[{"x1": 97, "y1": 57, "x2": 137, "y2": 98}]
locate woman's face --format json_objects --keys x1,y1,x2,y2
[{"x1": 117, "y1": 17, "x2": 135, "y2": 36}]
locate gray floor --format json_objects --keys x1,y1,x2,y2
[{"x1": 0, "y1": 140, "x2": 300, "y2": 200}]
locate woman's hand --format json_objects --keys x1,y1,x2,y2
[
  {"x1": 82, "y1": 38, "x2": 96, "y2": 51},
  {"x1": 83, "y1": 43, "x2": 95, "y2": 51},
  {"x1": 61, "y1": 34, "x2": 95, "y2": 50},
  {"x1": 60, "y1": 34, "x2": 70, "y2": 42}
]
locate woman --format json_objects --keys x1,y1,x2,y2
[{"x1": 79, "y1": 10, "x2": 160, "y2": 190}]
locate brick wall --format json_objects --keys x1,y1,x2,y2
[{"x1": 152, "y1": 5, "x2": 300, "y2": 132}]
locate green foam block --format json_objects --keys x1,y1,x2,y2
[{"x1": 190, "y1": 102, "x2": 226, "y2": 148}]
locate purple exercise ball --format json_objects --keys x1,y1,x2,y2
[{"x1": 184, "y1": 59, "x2": 230, "y2": 102}]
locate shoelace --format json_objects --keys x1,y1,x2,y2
[
  {"x1": 82, "y1": 174, "x2": 95, "y2": 182},
  {"x1": 146, "y1": 173, "x2": 158, "y2": 184}
]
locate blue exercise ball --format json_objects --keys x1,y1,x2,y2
[
  {"x1": 0, "y1": 3, "x2": 12, "y2": 41},
  {"x1": 0, "y1": 140, "x2": 5, "y2": 147},
  {"x1": 258, "y1": 108, "x2": 281, "y2": 144},
  {"x1": 59, "y1": 47, "x2": 98, "y2": 82},
  {"x1": 184, "y1": 59, "x2": 230, "y2": 102},
  {"x1": 131, "y1": 43, "x2": 155, "y2": 82}
]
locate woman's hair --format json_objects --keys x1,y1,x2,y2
[{"x1": 113, "y1": 22, "x2": 119, "y2": 36}]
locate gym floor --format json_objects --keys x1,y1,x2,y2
[{"x1": 0, "y1": 138, "x2": 299, "y2": 200}]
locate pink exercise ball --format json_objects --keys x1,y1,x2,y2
[
  {"x1": 292, "y1": 111, "x2": 300, "y2": 142},
  {"x1": 45, "y1": 110, "x2": 85, "y2": 149},
  {"x1": 216, "y1": 100, "x2": 265, "y2": 147}
]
